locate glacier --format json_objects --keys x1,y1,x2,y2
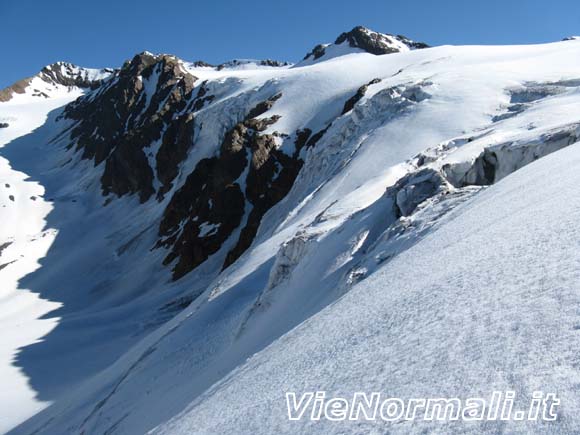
[{"x1": 0, "y1": 28, "x2": 580, "y2": 434}]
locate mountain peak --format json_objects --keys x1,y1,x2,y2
[
  {"x1": 301, "y1": 25, "x2": 429, "y2": 64},
  {"x1": 39, "y1": 62, "x2": 113, "y2": 89},
  {"x1": 335, "y1": 26, "x2": 429, "y2": 53},
  {"x1": 0, "y1": 62, "x2": 113, "y2": 102},
  {"x1": 121, "y1": 52, "x2": 182, "y2": 75}
]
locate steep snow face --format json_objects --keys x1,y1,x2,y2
[
  {"x1": 0, "y1": 82, "x2": 90, "y2": 432},
  {"x1": 3, "y1": 35, "x2": 580, "y2": 435},
  {"x1": 155, "y1": 139, "x2": 580, "y2": 435}
]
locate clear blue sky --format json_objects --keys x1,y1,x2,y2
[{"x1": 1, "y1": 0, "x2": 579, "y2": 88}]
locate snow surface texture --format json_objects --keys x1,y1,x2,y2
[
  {"x1": 1, "y1": 34, "x2": 580, "y2": 434},
  {"x1": 0, "y1": 76, "x2": 97, "y2": 430}
]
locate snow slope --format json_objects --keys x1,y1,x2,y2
[
  {"x1": 0, "y1": 84, "x2": 86, "y2": 431},
  {"x1": 156, "y1": 135, "x2": 580, "y2": 435},
  {"x1": 1, "y1": 33, "x2": 580, "y2": 435}
]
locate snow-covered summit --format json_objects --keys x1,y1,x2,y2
[
  {"x1": 300, "y1": 25, "x2": 428, "y2": 65},
  {"x1": 38, "y1": 62, "x2": 114, "y2": 89},
  {"x1": 0, "y1": 62, "x2": 112, "y2": 102}
]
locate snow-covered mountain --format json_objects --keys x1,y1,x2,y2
[{"x1": 1, "y1": 26, "x2": 580, "y2": 434}]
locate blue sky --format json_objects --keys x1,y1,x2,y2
[{"x1": 1, "y1": 0, "x2": 579, "y2": 88}]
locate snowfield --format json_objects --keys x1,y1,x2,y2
[
  {"x1": 154, "y1": 141, "x2": 580, "y2": 435},
  {"x1": 0, "y1": 85, "x2": 85, "y2": 431},
  {"x1": 1, "y1": 33, "x2": 580, "y2": 434}
]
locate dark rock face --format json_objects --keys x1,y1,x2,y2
[
  {"x1": 57, "y1": 52, "x2": 309, "y2": 280},
  {"x1": 40, "y1": 62, "x2": 112, "y2": 89},
  {"x1": 100, "y1": 132, "x2": 156, "y2": 202},
  {"x1": 223, "y1": 124, "x2": 303, "y2": 269},
  {"x1": 306, "y1": 125, "x2": 330, "y2": 148},
  {"x1": 190, "y1": 60, "x2": 214, "y2": 68},
  {"x1": 157, "y1": 154, "x2": 247, "y2": 280},
  {"x1": 335, "y1": 26, "x2": 429, "y2": 55},
  {"x1": 190, "y1": 81, "x2": 215, "y2": 112},
  {"x1": 64, "y1": 53, "x2": 198, "y2": 202},
  {"x1": 293, "y1": 128, "x2": 312, "y2": 156},
  {"x1": 190, "y1": 59, "x2": 290, "y2": 70},
  {"x1": 0, "y1": 77, "x2": 33, "y2": 102},
  {"x1": 0, "y1": 123, "x2": 8, "y2": 128},
  {"x1": 395, "y1": 35, "x2": 430, "y2": 50},
  {"x1": 157, "y1": 93, "x2": 305, "y2": 279},
  {"x1": 258, "y1": 59, "x2": 292, "y2": 67},
  {"x1": 335, "y1": 27, "x2": 399, "y2": 55},
  {"x1": 155, "y1": 112, "x2": 195, "y2": 198},
  {"x1": 0, "y1": 241, "x2": 12, "y2": 256},
  {"x1": 303, "y1": 26, "x2": 428, "y2": 61},
  {"x1": 342, "y1": 78, "x2": 382, "y2": 114},
  {"x1": 303, "y1": 44, "x2": 328, "y2": 61},
  {"x1": 216, "y1": 59, "x2": 291, "y2": 70},
  {"x1": 0, "y1": 62, "x2": 111, "y2": 102}
]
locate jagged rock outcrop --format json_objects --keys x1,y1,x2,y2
[
  {"x1": 303, "y1": 44, "x2": 328, "y2": 61},
  {"x1": 157, "y1": 93, "x2": 304, "y2": 279},
  {"x1": 303, "y1": 26, "x2": 428, "y2": 62},
  {"x1": 335, "y1": 26, "x2": 429, "y2": 54},
  {"x1": 39, "y1": 62, "x2": 113, "y2": 89},
  {"x1": 63, "y1": 52, "x2": 198, "y2": 202},
  {"x1": 0, "y1": 62, "x2": 111, "y2": 102},
  {"x1": 342, "y1": 78, "x2": 381, "y2": 114},
  {"x1": 188, "y1": 59, "x2": 291, "y2": 70},
  {"x1": 36, "y1": 37, "x2": 434, "y2": 284},
  {"x1": 190, "y1": 81, "x2": 215, "y2": 112},
  {"x1": 216, "y1": 59, "x2": 291, "y2": 70},
  {"x1": 293, "y1": 128, "x2": 313, "y2": 155},
  {"x1": 223, "y1": 124, "x2": 303, "y2": 269},
  {"x1": 55, "y1": 52, "x2": 315, "y2": 280},
  {"x1": 0, "y1": 77, "x2": 33, "y2": 102},
  {"x1": 257, "y1": 59, "x2": 292, "y2": 67},
  {"x1": 46, "y1": 36, "x2": 433, "y2": 282}
]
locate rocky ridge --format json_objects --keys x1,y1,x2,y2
[
  {"x1": 0, "y1": 62, "x2": 112, "y2": 102},
  {"x1": 303, "y1": 26, "x2": 429, "y2": 62},
  {"x1": 0, "y1": 27, "x2": 431, "y2": 285}
]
